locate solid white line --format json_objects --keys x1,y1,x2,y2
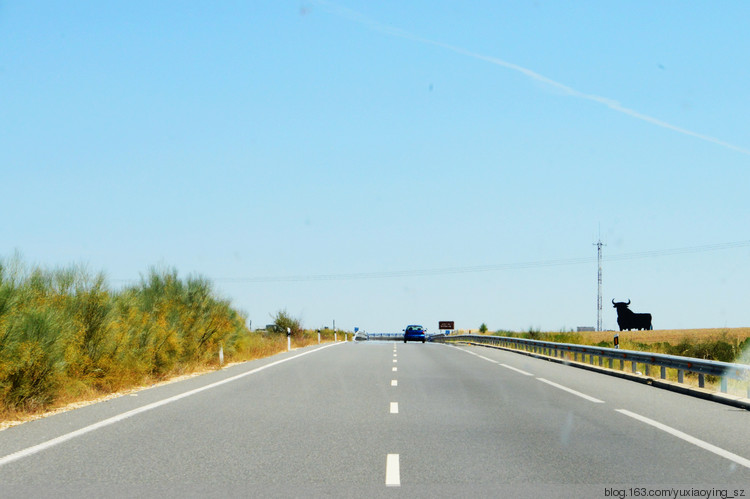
[
  {"x1": 537, "y1": 378, "x2": 605, "y2": 403},
  {"x1": 385, "y1": 454, "x2": 400, "y2": 487},
  {"x1": 0, "y1": 342, "x2": 345, "y2": 468},
  {"x1": 391, "y1": 380, "x2": 398, "y2": 387},
  {"x1": 500, "y1": 363, "x2": 533, "y2": 376},
  {"x1": 390, "y1": 402, "x2": 399, "y2": 414},
  {"x1": 616, "y1": 409, "x2": 750, "y2": 469}
]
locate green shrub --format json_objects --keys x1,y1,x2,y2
[{"x1": 0, "y1": 258, "x2": 256, "y2": 415}]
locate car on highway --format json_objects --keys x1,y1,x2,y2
[
  {"x1": 353, "y1": 330, "x2": 369, "y2": 341},
  {"x1": 403, "y1": 324, "x2": 426, "y2": 343}
]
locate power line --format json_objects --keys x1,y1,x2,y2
[
  {"x1": 604, "y1": 240, "x2": 750, "y2": 262},
  {"x1": 206, "y1": 239, "x2": 750, "y2": 284}
]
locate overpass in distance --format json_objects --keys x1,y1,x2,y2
[{"x1": 0, "y1": 340, "x2": 748, "y2": 497}]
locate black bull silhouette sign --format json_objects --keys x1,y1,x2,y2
[{"x1": 612, "y1": 299, "x2": 653, "y2": 331}]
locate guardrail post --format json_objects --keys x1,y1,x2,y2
[
  {"x1": 698, "y1": 374, "x2": 705, "y2": 388},
  {"x1": 720, "y1": 377, "x2": 727, "y2": 393},
  {"x1": 632, "y1": 361, "x2": 637, "y2": 374},
  {"x1": 645, "y1": 364, "x2": 650, "y2": 377},
  {"x1": 608, "y1": 358, "x2": 613, "y2": 369},
  {"x1": 660, "y1": 366, "x2": 666, "y2": 379},
  {"x1": 678, "y1": 370, "x2": 684, "y2": 383}
]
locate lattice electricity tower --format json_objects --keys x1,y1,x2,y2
[{"x1": 594, "y1": 238, "x2": 606, "y2": 331}]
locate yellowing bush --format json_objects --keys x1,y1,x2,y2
[{"x1": 0, "y1": 260, "x2": 254, "y2": 417}]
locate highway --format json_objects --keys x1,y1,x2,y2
[{"x1": 0, "y1": 341, "x2": 748, "y2": 497}]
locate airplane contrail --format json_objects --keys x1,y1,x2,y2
[{"x1": 311, "y1": 0, "x2": 750, "y2": 156}]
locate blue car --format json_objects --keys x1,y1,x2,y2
[{"x1": 403, "y1": 324, "x2": 426, "y2": 343}]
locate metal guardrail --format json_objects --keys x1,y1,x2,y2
[{"x1": 434, "y1": 334, "x2": 750, "y2": 399}]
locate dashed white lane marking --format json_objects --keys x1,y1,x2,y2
[
  {"x1": 537, "y1": 378, "x2": 604, "y2": 403},
  {"x1": 457, "y1": 348, "x2": 482, "y2": 358},
  {"x1": 455, "y1": 346, "x2": 535, "y2": 376},
  {"x1": 0, "y1": 342, "x2": 345, "y2": 468},
  {"x1": 391, "y1": 380, "x2": 398, "y2": 386},
  {"x1": 390, "y1": 402, "x2": 399, "y2": 414},
  {"x1": 456, "y1": 348, "x2": 501, "y2": 365},
  {"x1": 386, "y1": 454, "x2": 400, "y2": 486},
  {"x1": 616, "y1": 409, "x2": 750, "y2": 469},
  {"x1": 392, "y1": 367, "x2": 397, "y2": 372},
  {"x1": 500, "y1": 363, "x2": 533, "y2": 376},
  {"x1": 393, "y1": 359, "x2": 397, "y2": 363}
]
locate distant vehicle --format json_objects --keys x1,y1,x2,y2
[
  {"x1": 403, "y1": 324, "x2": 426, "y2": 343},
  {"x1": 354, "y1": 331, "x2": 369, "y2": 341}
]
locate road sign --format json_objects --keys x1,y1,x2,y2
[{"x1": 439, "y1": 321, "x2": 454, "y2": 330}]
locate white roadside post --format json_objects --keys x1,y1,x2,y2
[
  {"x1": 317, "y1": 329, "x2": 321, "y2": 344},
  {"x1": 287, "y1": 327, "x2": 291, "y2": 351},
  {"x1": 219, "y1": 345, "x2": 224, "y2": 366}
]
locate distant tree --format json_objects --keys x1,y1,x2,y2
[
  {"x1": 271, "y1": 309, "x2": 302, "y2": 336},
  {"x1": 479, "y1": 323, "x2": 488, "y2": 334}
]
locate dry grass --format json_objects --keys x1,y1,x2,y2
[{"x1": 577, "y1": 328, "x2": 750, "y2": 346}]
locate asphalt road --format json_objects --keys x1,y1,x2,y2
[{"x1": 0, "y1": 341, "x2": 748, "y2": 498}]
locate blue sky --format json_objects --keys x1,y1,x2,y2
[{"x1": 2, "y1": 1, "x2": 749, "y2": 333}]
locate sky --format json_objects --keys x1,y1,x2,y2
[{"x1": 1, "y1": 1, "x2": 749, "y2": 333}]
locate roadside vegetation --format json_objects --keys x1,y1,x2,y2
[{"x1": 0, "y1": 257, "x2": 338, "y2": 423}]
